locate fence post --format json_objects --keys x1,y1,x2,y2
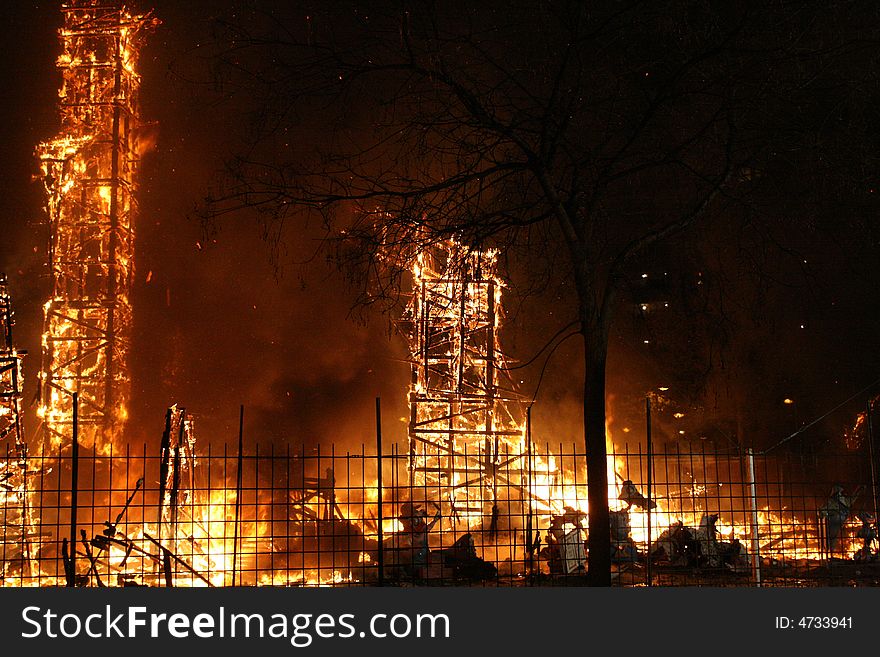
[
  {"x1": 526, "y1": 405, "x2": 534, "y2": 578},
  {"x1": 67, "y1": 391, "x2": 79, "y2": 587},
  {"x1": 645, "y1": 396, "x2": 653, "y2": 587},
  {"x1": 746, "y1": 447, "x2": 762, "y2": 586},
  {"x1": 376, "y1": 397, "x2": 384, "y2": 587},
  {"x1": 232, "y1": 405, "x2": 244, "y2": 586},
  {"x1": 867, "y1": 399, "x2": 879, "y2": 534}
]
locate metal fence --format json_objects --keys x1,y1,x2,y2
[{"x1": 2, "y1": 439, "x2": 879, "y2": 587}]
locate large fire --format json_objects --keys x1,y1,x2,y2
[{"x1": 2, "y1": 1, "x2": 876, "y2": 587}]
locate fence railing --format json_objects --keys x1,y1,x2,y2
[{"x1": 2, "y1": 440, "x2": 878, "y2": 587}]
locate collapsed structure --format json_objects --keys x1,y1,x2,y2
[
  {"x1": 37, "y1": 0, "x2": 157, "y2": 453},
  {"x1": 77, "y1": 404, "x2": 235, "y2": 587}
]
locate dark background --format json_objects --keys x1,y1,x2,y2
[{"x1": 1, "y1": 1, "x2": 878, "y2": 458}]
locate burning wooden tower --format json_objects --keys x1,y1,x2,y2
[
  {"x1": 37, "y1": 1, "x2": 157, "y2": 453},
  {"x1": 405, "y1": 241, "x2": 529, "y2": 530}
]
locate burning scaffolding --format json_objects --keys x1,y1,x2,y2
[
  {"x1": 37, "y1": 1, "x2": 158, "y2": 453},
  {"x1": 0, "y1": 276, "x2": 26, "y2": 451},
  {"x1": 404, "y1": 241, "x2": 531, "y2": 531},
  {"x1": 0, "y1": 275, "x2": 39, "y2": 582}
]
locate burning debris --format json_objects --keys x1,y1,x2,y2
[
  {"x1": 60, "y1": 403, "x2": 258, "y2": 587},
  {"x1": 156, "y1": 405, "x2": 206, "y2": 573},
  {"x1": 287, "y1": 466, "x2": 377, "y2": 583},
  {"x1": 79, "y1": 477, "x2": 144, "y2": 587},
  {"x1": 382, "y1": 501, "x2": 496, "y2": 583},
  {"x1": 539, "y1": 508, "x2": 587, "y2": 575},
  {"x1": 395, "y1": 501, "x2": 440, "y2": 576},
  {"x1": 618, "y1": 479, "x2": 656, "y2": 511},
  {"x1": 36, "y1": 0, "x2": 158, "y2": 453},
  {"x1": 648, "y1": 514, "x2": 749, "y2": 572},
  {"x1": 610, "y1": 510, "x2": 639, "y2": 563},
  {"x1": 435, "y1": 534, "x2": 497, "y2": 581}
]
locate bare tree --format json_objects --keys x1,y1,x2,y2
[{"x1": 195, "y1": 0, "x2": 879, "y2": 584}]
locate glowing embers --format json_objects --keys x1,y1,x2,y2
[{"x1": 36, "y1": 1, "x2": 157, "y2": 454}]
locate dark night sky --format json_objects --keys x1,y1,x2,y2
[{"x1": 1, "y1": 1, "x2": 879, "y2": 456}]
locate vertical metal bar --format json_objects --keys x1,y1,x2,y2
[
  {"x1": 526, "y1": 406, "x2": 534, "y2": 578},
  {"x1": 360, "y1": 447, "x2": 365, "y2": 587},
  {"x1": 866, "y1": 399, "x2": 879, "y2": 533},
  {"x1": 233, "y1": 405, "x2": 244, "y2": 585},
  {"x1": 2, "y1": 443, "x2": 7, "y2": 569},
  {"x1": 457, "y1": 272, "x2": 467, "y2": 392},
  {"x1": 645, "y1": 396, "x2": 652, "y2": 587},
  {"x1": 55, "y1": 446, "x2": 61, "y2": 583},
  {"x1": 376, "y1": 397, "x2": 384, "y2": 587},
  {"x1": 316, "y1": 443, "x2": 322, "y2": 581},
  {"x1": 141, "y1": 443, "x2": 147, "y2": 584},
  {"x1": 270, "y1": 442, "x2": 275, "y2": 585},
  {"x1": 486, "y1": 280, "x2": 496, "y2": 392},
  {"x1": 746, "y1": 448, "x2": 762, "y2": 586},
  {"x1": 40, "y1": 447, "x2": 47, "y2": 585},
  {"x1": 253, "y1": 441, "x2": 259, "y2": 586},
  {"x1": 68, "y1": 391, "x2": 79, "y2": 586}
]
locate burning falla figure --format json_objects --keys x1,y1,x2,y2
[
  {"x1": 619, "y1": 479, "x2": 656, "y2": 511},
  {"x1": 853, "y1": 512, "x2": 877, "y2": 562},
  {"x1": 610, "y1": 509, "x2": 640, "y2": 563},
  {"x1": 540, "y1": 508, "x2": 588, "y2": 574},
  {"x1": 819, "y1": 485, "x2": 858, "y2": 554},
  {"x1": 650, "y1": 514, "x2": 748, "y2": 571},
  {"x1": 397, "y1": 501, "x2": 440, "y2": 577}
]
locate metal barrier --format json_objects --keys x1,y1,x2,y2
[{"x1": 3, "y1": 435, "x2": 878, "y2": 587}]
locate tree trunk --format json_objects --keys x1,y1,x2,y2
[
  {"x1": 568, "y1": 243, "x2": 614, "y2": 586},
  {"x1": 583, "y1": 327, "x2": 612, "y2": 586}
]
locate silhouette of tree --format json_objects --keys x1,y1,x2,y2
[{"x1": 195, "y1": 0, "x2": 880, "y2": 584}]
